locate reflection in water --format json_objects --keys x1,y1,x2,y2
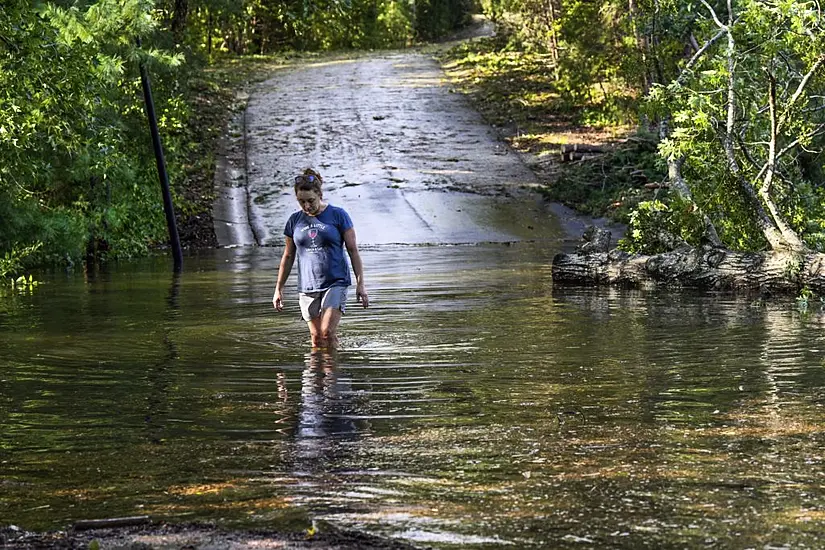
[
  {"x1": 144, "y1": 272, "x2": 181, "y2": 445},
  {"x1": 3, "y1": 245, "x2": 825, "y2": 547},
  {"x1": 294, "y1": 351, "x2": 358, "y2": 471}
]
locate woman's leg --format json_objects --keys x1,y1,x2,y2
[
  {"x1": 319, "y1": 307, "x2": 343, "y2": 349},
  {"x1": 307, "y1": 317, "x2": 324, "y2": 349}
]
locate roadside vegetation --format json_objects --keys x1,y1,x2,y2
[
  {"x1": 3, "y1": 0, "x2": 825, "y2": 288},
  {"x1": 438, "y1": 36, "x2": 664, "y2": 227},
  {"x1": 441, "y1": 0, "x2": 825, "y2": 260}
]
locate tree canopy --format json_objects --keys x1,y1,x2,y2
[
  {"x1": 0, "y1": 0, "x2": 473, "y2": 280},
  {"x1": 484, "y1": 0, "x2": 825, "y2": 254}
]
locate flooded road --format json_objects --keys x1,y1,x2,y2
[
  {"x1": 3, "y1": 243, "x2": 825, "y2": 548},
  {"x1": 213, "y1": 51, "x2": 611, "y2": 247},
  {"x1": 5, "y1": 51, "x2": 825, "y2": 548}
]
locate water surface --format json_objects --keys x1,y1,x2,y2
[{"x1": 2, "y1": 243, "x2": 825, "y2": 548}]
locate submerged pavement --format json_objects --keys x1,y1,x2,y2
[{"x1": 214, "y1": 51, "x2": 608, "y2": 248}]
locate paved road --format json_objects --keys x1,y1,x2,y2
[{"x1": 214, "y1": 51, "x2": 591, "y2": 248}]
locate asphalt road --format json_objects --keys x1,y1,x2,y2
[{"x1": 214, "y1": 51, "x2": 581, "y2": 248}]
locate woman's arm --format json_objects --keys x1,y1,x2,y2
[
  {"x1": 273, "y1": 238, "x2": 296, "y2": 311},
  {"x1": 343, "y1": 228, "x2": 369, "y2": 308}
]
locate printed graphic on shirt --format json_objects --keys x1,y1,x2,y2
[{"x1": 297, "y1": 222, "x2": 327, "y2": 253}]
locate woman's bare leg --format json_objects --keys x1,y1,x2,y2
[
  {"x1": 307, "y1": 317, "x2": 325, "y2": 349},
  {"x1": 319, "y1": 307, "x2": 343, "y2": 349}
]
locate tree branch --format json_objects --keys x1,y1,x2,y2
[
  {"x1": 749, "y1": 122, "x2": 825, "y2": 183},
  {"x1": 675, "y1": 29, "x2": 727, "y2": 85},
  {"x1": 780, "y1": 54, "x2": 825, "y2": 128},
  {"x1": 0, "y1": 33, "x2": 18, "y2": 52},
  {"x1": 763, "y1": 69, "x2": 777, "y2": 195},
  {"x1": 722, "y1": 3, "x2": 736, "y2": 173},
  {"x1": 735, "y1": 134, "x2": 762, "y2": 173},
  {"x1": 700, "y1": 0, "x2": 728, "y2": 30},
  {"x1": 757, "y1": 67, "x2": 806, "y2": 251},
  {"x1": 801, "y1": 103, "x2": 825, "y2": 114},
  {"x1": 708, "y1": 1, "x2": 805, "y2": 251},
  {"x1": 788, "y1": 55, "x2": 825, "y2": 107}
]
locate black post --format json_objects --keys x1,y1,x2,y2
[{"x1": 136, "y1": 38, "x2": 183, "y2": 272}]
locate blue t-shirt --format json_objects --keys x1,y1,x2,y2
[{"x1": 284, "y1": 205, "x2": 354, "y2": 292}]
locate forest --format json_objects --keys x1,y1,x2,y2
[{"x1": 2, "y1": 1, "x2": 825, "y2": 289}]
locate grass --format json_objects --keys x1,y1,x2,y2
[{"x1": 436, "y1": 36, "x2": 665, "y2": 224}]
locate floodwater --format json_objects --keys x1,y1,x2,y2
[{"x1": 3, "y1": 241, "x2": 825, "y2": 549}]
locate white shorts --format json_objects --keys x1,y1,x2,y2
[{"x1": 298, "y1": 286, "x2": 348, "y2": 322}]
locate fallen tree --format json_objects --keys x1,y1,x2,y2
[
  {"x1": 552, "y1": 227, "x2": 825, "y2": 293},
  {"x1": 552, "y1": 3, "x2": 825, "y2": 295},
  {"x1": 564, "y1": 2, "x2": 825, "y2": 296}
]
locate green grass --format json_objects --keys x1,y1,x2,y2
[{"x1": 438, "y1": 37, "x2": 664, "y2": 223}]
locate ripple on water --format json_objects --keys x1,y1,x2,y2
[{"x1": 3, "y1": 245, "x2": 825, "y2": 547}]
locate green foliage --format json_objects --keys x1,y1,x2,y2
[
  {"x1": 414, "y1": 0, "x2": 474, "y2": 41},
  {"x1": 477, "y1": 0, "x2": 642, "y2": 124},
  {"x1": 796, "y1": 286, "x2": 817, "y2": 314},
  {"x1": 0, "y1": 242, "x2": 42, "y2": 294},
  {"x1": 440, "y1": 38, "x2": 569, "y2": 127},
  {"x1": 618, "y1": 196, "x2": 705, "y2": 255},
  {"x1": 378, "y1": 1, "x2": 414, "y2": 46},
  {"x1": 157, "y1": 0, "x2": 471, "y2": 54},
  {"x1": 441, "y1": 37, "x2": 660, "y2": 224},
  {"x1": 648, "y1": 0, "x2": 825, "y2": 252},
  {"x1": 545, "y1": 134, "x2": 665, "y2": 223},
  {"x1": 0, "y1": 1, "x2": 192, "y2": 268},
  {"x1": 0, "y1": 242, "x2": 42, "y2": 280},
  {"x1": 480, "y1": 0, "x2": 825, "y2": 255},
  {"x1": 9, "y1": 274, "x2": 39, "y2": 292}
]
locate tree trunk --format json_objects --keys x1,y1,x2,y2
[
  {"x1": 628, "y1": 0, "x2": 650, "y2": 94},
  {"x1": 207, "y1": 10, "x2": 213, "y2": 57},
  {"x1": 546, "y1": 0, "x2": 560, "y2": 66},
  {"x1": 171, "y1": 0, "x2": 188, "y2": 44},
  {"x1": 552, "y1": 245, "x2": 825, "y2": 293}
]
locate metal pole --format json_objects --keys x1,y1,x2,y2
[{"x1": 136, "y1": 38, "x2": 183, "y2": 272}]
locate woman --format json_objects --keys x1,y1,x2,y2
[{"x1": 273, "y1": 168, "x2": 369, "y2": 349}]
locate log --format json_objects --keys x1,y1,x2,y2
[
  {"x1": 552, "y1": 245, "x2": 825, "y2": 292},
  {"x1": 577, "y1": 226, "x2": 612, "y2": 254},
  {"x1": 560, "y1": 143, "x2": 607, "y2": 162}
]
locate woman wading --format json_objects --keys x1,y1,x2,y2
[{"x1": 273, "y1": 168, "x2": 369, "y2": 349}]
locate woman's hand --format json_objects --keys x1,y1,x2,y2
[
  {"x1": 356, "y1": 283, "x2": 369, "y2": 308},
  {"x1": 273, "y1": 238, "x2": 295, "y2": 313}
]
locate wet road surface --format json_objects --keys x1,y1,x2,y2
[{"x1": 214, "y1": 51, "x2": 608, "y2": 248}]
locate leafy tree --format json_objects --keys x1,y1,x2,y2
[
  {"x1": 0, "y1": 1, "x2": 186, "y2": 265},
  {"x1": 645, "y1": 0, "x2": 825, "y2": 252},
  {"x1": 154, "y1": 0, "x2": 468, "y2": 55},
  {"x1": 478, "y1": 0, "x2": 649, "y2": 122}
]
